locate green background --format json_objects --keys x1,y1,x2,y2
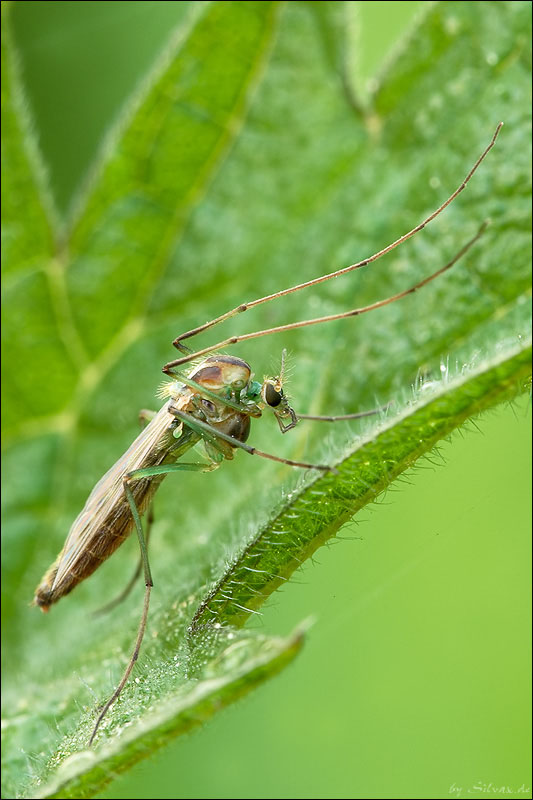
[{"x1": 5, "y1": 2, "x2": 531, "y2": 798}]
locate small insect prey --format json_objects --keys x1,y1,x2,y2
[{"x1": 34, "y1": 124, "x2": 502, "y2": 745}]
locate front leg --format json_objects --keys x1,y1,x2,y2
[
  {"x1": 297, "y1": 402, "x2": 392, "y2": 422},
  {"x1": 170, "y1": 408, "x2": 335, "y2": 473}
]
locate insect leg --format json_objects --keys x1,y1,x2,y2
[
  {"x1": 165, "y1": 124, "x2": 502, "y2": 368},
  {"x1": 94, "y1": 409, "x2": 159, "y2": 615},
  {"x1": 171, "y1": 408, "x2": 336, "y2": 473},
  {"x1": 88, "y1": 461, "x2": 218, "y2": 744},
  {"x1": 162, "y1": 220, "x2": 489, "y2": 372},
  {"x1": 298, "y1": 402, "x2": 393, "y2": 422},
  {"x1": 164, "y1": 372, "x2": 263, "y2": 418},
  {"x1": 93, "y1": 505, "x2": 155, "y2": 616},
  {"x1": 89, "y1": 463, "x2": 218, "y2": 747},
  {"x1": 89, "y1": 478, "x2": 152, "y2": 746}
]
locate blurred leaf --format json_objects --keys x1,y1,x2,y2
[
  {"x1": 1, "y1": 0, "x2": 72, "y2": 426},
  {"x1": 1, "y1": 1, "x2": 56, "y2": 274},
  {"x1": 1, "y1": 1, "x2": 531, "y2": 798}
]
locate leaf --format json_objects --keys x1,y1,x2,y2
[
  {"x1": 2, "y1": 1, "x2": 531, "y2": 798},
  {"x1": 192, "y1": 341, "x2": 531, "y2": 629},
  {"x1": 1, "y1": 1, "x2": 71, "y2": 428},
  {"x1": 35, "y1": 625, "x2": 307, "y2": 799}
]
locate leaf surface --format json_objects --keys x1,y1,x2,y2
[{"x1": 1, "y1": 2, "x2": 531, "y2": 797}]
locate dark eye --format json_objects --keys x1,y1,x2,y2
[{"x1": 264, "y1": 382, "x2": 282, "y2": 407}]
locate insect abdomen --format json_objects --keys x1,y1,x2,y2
[{"x1": 33, "y1": 476, "x2": 161, "y2": 611}]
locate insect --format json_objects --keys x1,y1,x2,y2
[{"x1": 33, "y1": 123, "x2": 502, "y2": 745}]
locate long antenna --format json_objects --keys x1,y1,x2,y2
[{"x1": 164, "y1": 122, "x2": 503, "y2": 372}]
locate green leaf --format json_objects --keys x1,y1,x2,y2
[
  {"x1": 1, "y1": 1, "x2": 56, "y2": 274},
  {"x1": 36, "y1": 625, "x2": 307, "y2": 799},
  {"x1": 1, "y1": 1, "x2": 74, "y2": 428},
  {"x1": 192, "y1": 341, "x2": 531, "y2": 628},
  {"x1": 2, "y1": 1, "x2": 531, "y2": 798},
  {"x1": 65, "y1": 0, "x2": 282, "y2": 358}
]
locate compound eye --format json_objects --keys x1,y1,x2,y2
[{"x1": 264, "y1": 382, "x2": 282, "y2": 407}]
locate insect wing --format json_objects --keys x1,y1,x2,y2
[{"x1": 52, "y1": 402, "x2": 175, "y2": 590}]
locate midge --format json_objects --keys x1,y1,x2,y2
[{"x1": 34, "y1": 123, "x2": 502, "y2": 745}]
